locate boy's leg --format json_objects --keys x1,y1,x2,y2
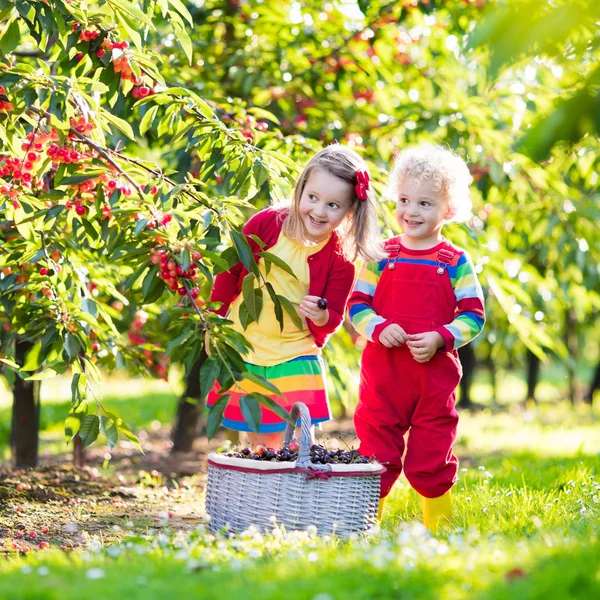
[
  {"x1": 420, "y1": 490, "x2": 452, "y2": 532},
  {"x1": 403, "y1": 353, "x2": 461, "y2": 523},
  {"x1": 354, "y1": 401, "x2": 407, "y2": 498},
  {"x1": 355, "y1": 346, "x2": 417, "y2": 500},
  {"x1": 378, "y1": 498, "x2": 385, "y2": 520}
]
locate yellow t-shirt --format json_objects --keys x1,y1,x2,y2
[{"x1": 230, "y1": 233, "x2": 330, "y2": 366}]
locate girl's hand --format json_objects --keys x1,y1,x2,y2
[
  {"x1": 378, "y1": 324, "x2": 408, "y2": 347},
  {"x1": 299, "y1": 295, "x2": 329, "y2": 327},
  {"x1": 406, "y1": 331, "x2": 444, "y2": 363}
]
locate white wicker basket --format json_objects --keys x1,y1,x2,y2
[{"x1": 205, "y1": 402, "x2": 385, "y2": 537}]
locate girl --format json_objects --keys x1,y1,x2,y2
[
  {"x1": 348, "y1": 144, "x2": 485, "y2": 531},
  {"x1": 207, "y1": 145, "x2": 382, "y2": 449}
]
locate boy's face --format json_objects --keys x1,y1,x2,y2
[{"x1": 395, "y1": 176, "x2": 456, "y2": 249}]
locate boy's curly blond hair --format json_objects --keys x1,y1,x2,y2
[{"x1": 388, "y1": 144, "x2": 473, "y2": 223}]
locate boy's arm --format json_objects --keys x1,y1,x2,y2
[
  {"x1": 435, "y1": 251, "x2": 485, "y2": 351},
  {"x1": 347, "y1": 260, "x2": 392, "y2": 342}
]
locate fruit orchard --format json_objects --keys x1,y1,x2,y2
[{"x1": 1, "y1": 0, "x2": 599, "y2": 470}]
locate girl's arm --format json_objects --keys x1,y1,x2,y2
[
  {"x1": 209, "y1": 209, "x2": 276, "y2": 316},
  {"x1": 435, "y1": 251, "x2": 486, "y2": 351},
  {"x1": 347, "y1": 260, "x2": 392, "y2": 342},
  {"x1": 306, "y1": 258, "x2": 355, "y2": 338}
]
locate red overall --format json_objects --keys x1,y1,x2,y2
[{"x1": 354, "y1": 242, "x2": 462, "y2": 499}]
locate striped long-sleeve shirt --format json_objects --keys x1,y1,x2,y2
[{"x1": 348, "y1": 238, "x2": 485, "y2": 351}]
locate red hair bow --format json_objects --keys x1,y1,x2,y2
[{"x1": 355, "y1": 170, "x2": 370, "y2": 201}]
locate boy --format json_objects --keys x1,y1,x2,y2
[{"x1": 348, "y1": 144, "x2": 485, "y2": 531}]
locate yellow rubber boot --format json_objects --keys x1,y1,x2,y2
[
  {"x1": 421, "y1": 491, "x2": 452, "y2": 532},
  {"x1": 377, "y1": 498, "x2": 385, "y2": 520}
]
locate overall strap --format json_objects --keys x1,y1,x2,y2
[
  {"x1": 435, "y1": 246, "x2": 455, "y2": 275},
  {"x1": 384, "y1": 239, "x2": 401, "y2": 270}
]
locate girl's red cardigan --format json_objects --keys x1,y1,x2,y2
[{"x1": 210, "y1": 207, "x2": 355, "y2": 348}]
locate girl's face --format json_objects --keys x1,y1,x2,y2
[
  {"x1": 395, "y1": 176, "x2": 456, "y2": 249},
  {"x1": 298, "y1": 168, "x2": 354, "y2": 242}
]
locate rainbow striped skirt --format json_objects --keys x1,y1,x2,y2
[{"x1": 206, "y1": 355, "x2": 331, "y2": 433}]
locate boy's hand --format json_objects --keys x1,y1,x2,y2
[
  {"x1": 406, "y1": 331, "x2": 444, "y2": 363},
  {"x1": 378, "y1": 324, "x2": 408, "y2": 347},
  {"x1": 300, "y1": 295, "x2": 329, "y2": 327}
]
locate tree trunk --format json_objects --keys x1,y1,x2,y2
[
  {"x1": 457, "y1": 344, "x2": 475, "y2": 408},
  {"x1": 526, "y1": 350, "x2": 540, "y2": 403},
  {"x1": 564, "y1": 309, "x2": 578, "y2": 404},
  {"x1": 584, "y1": 360, "x2": 600, "y2": 404},
  {"x1": 171, "y1": 351, "x2": 206, "y2": 453},
  {"x1": 73, "y1": 434, "x2": 85, "y2": 468},
  {"x1": 11, "y1": 339, "x2": 40, "y2": 468},
  {"x1": 485, "y1": 356, "x2": 498, "y2": 406}
]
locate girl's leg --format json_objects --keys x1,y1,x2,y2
[
  {"x1": 224, "y1": 429, "x2": 239, "y2": 444},
  {"x1": 247, "y1": 431, "x2": 284, "y2": 449},
  {"x1": 292, "y1": 424, "x2": 315, "y2": 444}
]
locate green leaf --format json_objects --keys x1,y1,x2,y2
[
  {"x1": 115, "y1": 9, "x2": 142, "y2": 50},
  {"x1": 196, "y1": 248, "x2": 229, "y2": 271},
  {"x1": 99, "y1": 416, "x2": 119, "y2": 449},
  {"x1": 167, "y1": 0, "x2": 194, "y2": 26},
  {"x1": 259, "y1": 251, "x2": 298, "y2": 280},
  {"x1": 21, "y1": 342, "x2": 42, "y2": 371},
  {"x1": 0, "y1": 19, "x2": 21, "y2": 55},
  {"x1": 242, "y1": 371, "x2": 283, "y2": 398},
  {"x1": 231, "y1": 230, "x2": 258, "y2": 275},
  {"x1": 78, "y1": 415, "x2": 100, "y2": 448},
  {"x1": 64, "y1": 411, "x2": 82, "y2": 444},
  {"x1": 239, "y1": 395, "x2": 262, "y2": 433},
  {"x1": 82, "y1": 218, "x2": 100, "y2": 241},
  {"x1": 165, "y1": 329, "x2": 193, "y2": 356},
  {"x1": 199, "y1": 355, "x2": 220, "y2": 401},
  {"x1": 104, "y1": 410, "x2": 143, "y2": 452},
  {"x1": 142, "y1": 266, "x2": 165, "y2": 303},
  {"x1": 60, "y1": 171, "x2": 106, "y2": 185},
  {"x1": 241, "y1": 274, "x2": 263, "y2": 321},
  {"x1": 248, "y1": 234, "x2": 267, "y2": 249},
  {"x1": 71, "y1": 372, "x2": 81, "y2": 405},
  {"x1": 100, "y1": 107, "x2": 136, "y2": 140},
  {"x1": 237, "y1": 302, "x2": 253, "y2": 330},
  {"x1": 249, "y1": 392, "x2": 294, "y2": 425},
  {"x1": 25, "y1": 368, "x2": 58, "y2": 381},
  {"x1": 139, "y1": 104, "x2": 159, "y2": 136},
  {"x1": 277, "y1": 294, "x2": 303, "y2": 330},
  {"x1": 64, "y1": 333, "x2": 81, "y2": 361},
  {"x1": 106, "y1": 0, "x2": 154, "y2": 28},
  {"x1": 206, "y1": 393, "x2": 230, "y2": 440},
  {"x1": 171, "y1": 12, "x2": 193, "y2": 64},
  {"x1": 0, "y1": 356, "x2": 19, "y2": 370},
  {"x1": 265, "y1": 282, "x2": 284, "y2": 331}
]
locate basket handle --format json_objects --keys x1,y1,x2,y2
[{"x1": 284, "y1": 402, "x2": 312, "y2": 468}]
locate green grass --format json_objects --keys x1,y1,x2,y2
[
  {"x1": 0, "y1": 375, "x2": 180, "y2": 458},
  {"x1": 0, "y1": 398, "x2": 598, "y2": 599}
]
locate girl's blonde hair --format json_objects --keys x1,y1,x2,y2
[
  {"x1": 282, "y1": 145, "x2": 384, "y2": 261},
  {"x1": 388, "y1": 144, "x2": 473, "y2": 223}
]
